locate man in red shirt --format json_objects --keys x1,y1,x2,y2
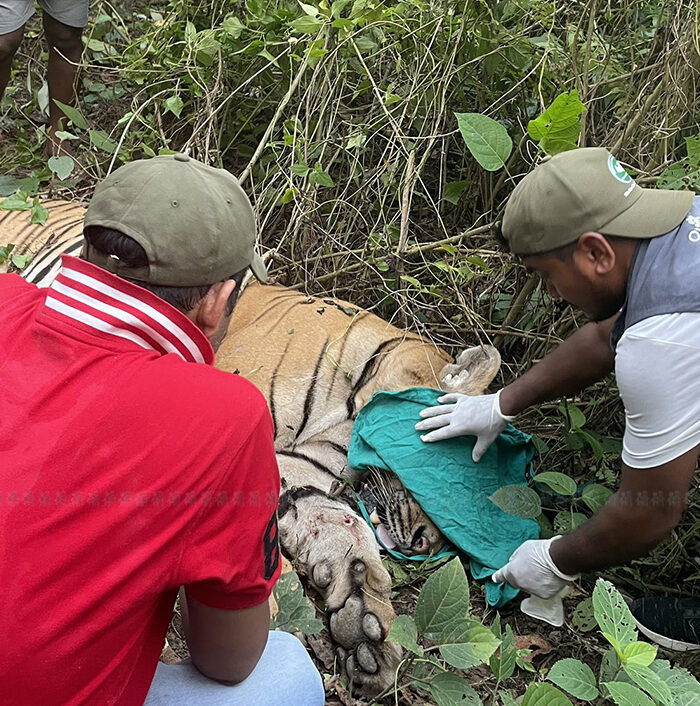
[{"x1": 0, "y1": 155, "x2": 325, "y2": 705}]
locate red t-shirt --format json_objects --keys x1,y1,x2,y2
[{"x1": 0, "y1": 256, "x2": 281, "y2": 705}]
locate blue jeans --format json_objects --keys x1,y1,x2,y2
[{"x1": 144, "y1": 631, "x2": 325, "y2": 705}]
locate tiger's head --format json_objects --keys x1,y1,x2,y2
[{"x1": 364, "y1": 468, "x2": 445, "y2": 556}]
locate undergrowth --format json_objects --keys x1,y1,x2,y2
[{"x1": 1, "y1": 0, "x2": 699, "y2": 702}]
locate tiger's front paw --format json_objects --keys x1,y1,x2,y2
[{"x1": 278, "y1": 488, "x2": 401, "y2": 695}]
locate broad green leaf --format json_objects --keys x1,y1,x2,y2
[
  {"x1": 623, "y1": 663, "x2": 673, "y2": 706},
  {"x1": 429, "y1": 672, "x2": 482, "y2": 706},
  {"x1": 290, "y1": 15, "x2": 324, "y2": 33},
  {"x1": 622, "y1": 641, "x2": 657, "y2": 666},
  {"x1": 488, "y1": 485, "x2": 542, "y2": 519},
  {"x1": 603, "y1": 681, "x2": 654, "y2": 706},
  {"x1": 455, "y1": 113, "x2": 512, "y2": 171},
  {"x1": 658, "y1": 160, "x2": 700, "y2": 192},
  {"x1": 499, "y1": 692, "x2": 520, "y2": 706},
  {"x1": 439, "y1": 619, "x2": 500, "y2": 669},
  {"x1": 89, "y1": 130, "x2": 117, "y2": 154},
  {"x1": 269, "y1": 571, "x2": 322, "y2": 634},
  {"x1": 31, "y1": 198, "x2": 49, "y2": 226},
  {"x1": 0, "y1": 194, "x2": 31, "y2": 211},
  {"x1": 570, "y1": 597, "x2": 596, "y2": 632},
  {"x1": 415, "y1": 557, "x2": 469, "y2": 637},
  {"x1": 443, "y1": 180, "x2": 469, "y2": 205},
  {"x1": 298, "y1": 1, "x2": 319, "y2": 16},
  {"x1": 581, "y1": 483, "x2": 613, "y2": 513},
  {"x1": 291, "y1": 162, "x2": 310, "y2": 177},
  {"x1": 599, "y1": 647, "x2": 621, "y2": 683},
  {"x1": 489, "y1": 624, "x2": 516, "y2": 680},
  {"x1": 0, "y1": 176, "x2": 22, "y2": 197},
  {"x1": 221, "y1": 15, "x2": 246, "y2": 38},
  {"x1": 308, "y1": 169, "x2": 334, "y2": 187},
  {"x1": 561, "y1": 402, "x2": 586, "y2": 429},
  {"x1": 386, "y1": 614, "x2": 423, "y2": 655},
  {"x1": 521, "y1": 682, "x2": 573, "y2": 705},
  {"x1": 527, "y1": 90, "x2": 585, "y2": 155},
  {"x1": 54, "y1": 130, "x2": 79, "y2": 141},
  {"x1": 593, "y1": 579, "x2": 637, "y2": 651},
  {"x1": 534, "y1": 472, "x2": 577, "y2": 496},
  {"x1": 650, "y1": 659, "x2": 700, "y2": 700},
  {"x1": 553, "y1": 511, "x2": 587, "y2": 534},
  {"x1": 547, "y1": 658, "x2": 598, "y2": 701},
  {"x1": 0, "y1": 243, "x2": 14, "y2": 262},
  {"x1": 280, "y1": 188, "x2": 297, "y2": 204},
  {"x1": 11, "y1": 253, "x2": 32, "y2": 269},
  {"x1": 53, "y1": 99, "x2": 89, "y2": 130},
  {"x1": 48, "y1": 156, "x2": 75, "y2": 181},
  {"x1": 164, "y1": 95, "x2": 184, "y2": 118}
]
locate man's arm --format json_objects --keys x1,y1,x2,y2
[
  {"x1": 499, "y1": 314, "x2": 618, "y2": 416},
  {"x1": 550, "y1": 445, "x2": 698, "y2": 574},
  {"x1": 180, "y1": 588, "x2": 270, "y2": 684}
]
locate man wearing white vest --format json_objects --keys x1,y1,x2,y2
[{"x1": 416, "y1": 148, "x2": 699, "y2": 650}]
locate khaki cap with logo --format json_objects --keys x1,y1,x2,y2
[
  {"x1": 83, "y1": 154, "x2": 267, "y2": 286},
  {"x1": 502, "y1": 147, "x2": 694, "y2": 256}
]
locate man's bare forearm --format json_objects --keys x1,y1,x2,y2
[{"x1": 499, "y1": 315, "x2": 617, "y2": 416}]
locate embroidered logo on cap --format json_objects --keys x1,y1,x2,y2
[{"x1": 607, "y1": 154, "x2": 633, "y2": 184}]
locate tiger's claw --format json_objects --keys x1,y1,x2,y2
[{"x1": 278, "y1": 488, "x2": 401, "y2": 695}]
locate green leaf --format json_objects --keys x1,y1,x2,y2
[
  {"x1": 11, "y1": 253, "x2": 32, "y2": 269},
  {"x1": 581, "y1": 483, "x2": 613, "y2": 513},
  {"x1": 429, "y1": 672, "x2": 482, "y2": 706},
  {"x1": 386, "y1": 614, "x2": 423, "y2": 656},
  {"x1": 603, "y1": 681, "x2": 655, "y2": 706},
  {"x1": 443, "y1": 180, "x2": 469, "y2": 205},
  {"x1": 308, "y1": 169, "x2": 334, "y2": 187},
  {"x1": 290, "y1": 15, "x2": 324, "y2": 33},
  {"x1": 414, "y1": 557, "x2": 469, "y2": 637},
  {"x1": 48, "y1": 156, "x2": 75, "y2": 180},
  {"x1": 291, "y1": 162, "x2": 310, "y2": 177},
  {"x1": 547, "y1": 658, "x2": 598, "y2": 701},
  {"x1": 534, "y1": 472, "x2": 577, "y2": 496},
  {"x1": 164, "y1": 95, "x2": 184, "y2": 119},
  {"x1": 455, "y1": 112, "x2": 512, "y2": 171},
  {"x1": 488, "y1": 485, "x2": 542, "y2": 519},
  {"x1": 623, "y1": 663, "x2": 673, "y2": 705},
  {"x1": 553, "y1": 511, "x2": 587, "y2": 534},
  {"x1": 489, "y1": 624, "x2": 516, "y2": 680},
  {"x1": 280, "y1": 187, "x2": 297, "y2": 204},
  {"x1": 0, "y1": 243, "x2": 15, "y2": 263},
  {"x1": 221, "y1": 14, "x2": 246, "y2": 38},
  {"x1": 439, "y1": 619, "x2": 500, "y2": 670},
  {"x1": 0, "y1": 194, "x2": 31, "y2": 211},
  {"x1": 499, "y1": 692, "x2": 520, "y2": 706},
  {"x1": 53, "y1": 99, "x2": 89, "y2": 130},
  {"x1": 89, "y1": 130, "x2": 117, "y2": 154},
  {"x1": 622, "y1": 641, "x2": 657, "y2": 667},
  {"x1": 570, "y1": 597, "x2": 596, "y2": 633},
  {"x1": 0, "y1": 176, "x2": 22, "y2": 197},
  {"x1": 53, "y1": 130, "x2": 79, "y2": 141},
  {"x1": 527, "y1": 90, "x2": 586, "y2": 155},
  {"x1": 592, "y1": 579, "x2": 637, "y2": 651},
  {"x1": 521, "y1": 682, "x2": 573, "y2": 705},
  {"x1": 269, "y1": 571, "x2": 323, "y2": 634},
  {"x1": 298, "y1": 1, "x2": 319, "y2": 15},
  {"x1": 30, "y1": 198, "x2": 49, "y2": 226},
  {"x1": 599, "y1": 647, "x2": 621, "y2": 683}
]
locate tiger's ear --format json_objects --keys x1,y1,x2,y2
[{"x1": 191, "y1": 280, "x2": 237, "y2": 339}]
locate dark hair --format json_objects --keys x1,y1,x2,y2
[{"x1": 83, "y1": 226, "x2": 247, "y2": 314}]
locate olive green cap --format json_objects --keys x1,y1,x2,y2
[
  {"x1": 502, "y1": 147, "x2": 694, "y2": 256},
  {"x1": 83, "y1": 154, "x2": 267, "y2": 286}
]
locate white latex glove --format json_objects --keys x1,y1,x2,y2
[
  {"x1": 491, "y1": 536, "x2": 579, "y2": 599},
  {"x1": 415, "y1": 390, "x2": 513, "y2": 462}
]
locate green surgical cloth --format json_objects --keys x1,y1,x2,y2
[{"x1": 348, "y1": 388, "x2": 539, "y2": 607}]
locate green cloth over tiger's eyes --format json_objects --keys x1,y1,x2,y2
[{"x1": 348, "y1": 387, "x2": 539, "y2": 608}]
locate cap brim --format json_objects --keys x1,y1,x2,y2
[
  {"x1": 250, "y1": 252, "x2": 268, "y2": 283},
  {"x1": 599, "y1": 188, "x2": 693, "y2": 239}
]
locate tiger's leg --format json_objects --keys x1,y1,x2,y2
[
  {"x1": 276, "y1": 459, "x2": 401, "y2": 696},
  {"x1": 439, "y1": 344, "x2": 501, "y2": 395}
]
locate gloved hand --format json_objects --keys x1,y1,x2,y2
[
  {"x1": 414, "y1": 390, "x2": 513, "y2": 462},
  {"x1": 491, "y1": 536, "x2": 579, "y2": 599}
]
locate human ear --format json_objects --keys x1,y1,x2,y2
[
  {"x1": 195, "y1": 280, "x2": 237, "y2": 339},
  {"x1": 577, "y1": 232, "x2": 616, "y2": 275}
]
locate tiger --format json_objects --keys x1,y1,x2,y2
[{"x1": 0, "y1": 202, "x2": 501, "y2": 695}]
